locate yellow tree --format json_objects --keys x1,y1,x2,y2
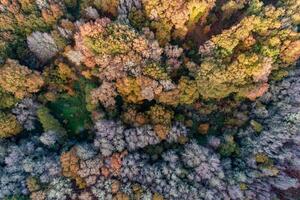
[{"x1": 0, "y1": 59, "x2": 44, "y2": 99}]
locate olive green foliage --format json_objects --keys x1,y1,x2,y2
[
  {"x1": 37, "y1": 106, "x2": 66, "y2": 134},
  {"x1": 250, "y1": 119, "x2": 263, "y2": 133},
  {"x1": 178, "y1": 77, "x2": 199, "y2": 105},
  {"x1": 219, "y1": 136, "x2": 240, "y2": 157},
  {"x1": 0, "y1": 88, "x2": 18, "y2": 109},
  {"x1": 128, "y1": 8, "x2": 150, "y2": 30},
  {"x1": 142, "y1": 63, "x2": 169, "y2": 80}
]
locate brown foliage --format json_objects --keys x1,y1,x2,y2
[{"x1": 60, "y1": 148, "x2": 87, "y2": 189}]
